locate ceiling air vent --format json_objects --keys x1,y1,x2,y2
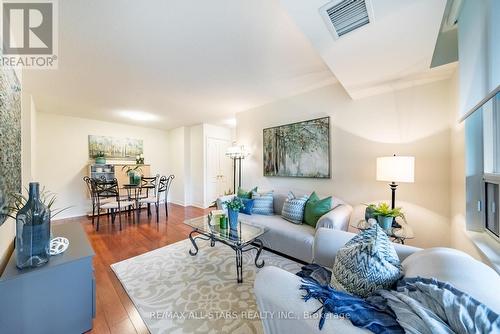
[{"x1": 320, "y1": 0, "x2": 374, "y2": 39}]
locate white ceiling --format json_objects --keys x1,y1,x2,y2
[
  {"x1": 280, "y1": 0, "x2": 450, "y2": 99},
  {"x1": 23, "y1": 0, "x2": 335, "y2": 130},
  {"x1": 23, "y1": 0, "x2": 452, "y2": 130}
]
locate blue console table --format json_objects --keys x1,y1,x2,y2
[{"x1": 0, "y1": 222, "x2": 95, "y2": 334}]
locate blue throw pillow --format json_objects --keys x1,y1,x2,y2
[
  {"x1": 251, "y1": 191, "x2": 274, "y2": 215},
  {"x1": 330, "y1": 222, "x2": 402, "y2": 297},
  {"x1": 239, "y1": 198, "x2": 254, "y2": 215},
  {"x1": 281, "y1": 191, "x2": 309, "y2": 224}
]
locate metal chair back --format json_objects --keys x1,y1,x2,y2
[{"x1": 140, "y1": 174, "x2": 159, "y2": 198}]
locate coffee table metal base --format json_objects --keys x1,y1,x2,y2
[{"x1": 188, "y1": 230, "x2": 265, "y2": 283}]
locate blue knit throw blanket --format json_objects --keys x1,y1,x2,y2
[
  {"x1": 300, "y1": 276, "x2": 500, "y2": 334},
  {"x1": 300, "y1": 277, "x2": 404, "y2": 333}
]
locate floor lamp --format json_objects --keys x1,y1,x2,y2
[
  {"x1": 376, "y1": 155, "x2": 415, "y2": 224},
  {"x1": 226, "y1": 145, "x2": 249, "y2": 194}
]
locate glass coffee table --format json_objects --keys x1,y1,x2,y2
[{"x1": 184, "y1": 216, "x2": 267, "y2": 283}]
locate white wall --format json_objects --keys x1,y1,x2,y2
[
  {"x1": 171, "y1": 123, "x2": 233, "y2": 208},
  {"x1": 168, "y1": 127, "x2": 188, "y2": 205},
  {"x1": 458, "y1": 0, "x2": 499, "y2": 117},
  {"x1": 189, "y1": 125, "x2": 204, "y2": 207},
  {"x1": 236, "y1": 80, "x2": 455, "y2": 249},
  {"x1": 449, "y1": 70, "x2": 484, "y2": 260},
  {"x1": 36, "y1": 113, "x2": 169, "y2": 219}
]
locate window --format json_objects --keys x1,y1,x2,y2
[
  {"x1": 485, "y1": 181, "x2": 500, "y2": 237},
  {"x1": 482, "y1": 92, "x2": 500, "y2": 238}
]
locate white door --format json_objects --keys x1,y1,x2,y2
[{"x1": 206, "y1": 138, "x2": 232, "y2": 206}]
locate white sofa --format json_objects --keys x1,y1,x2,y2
[
  {"x1": 216, "y1": 190, "x2": 353, "y2": 263},
  {"x1": 254, "y1": 228, "x2": 500, "y2": 334}
]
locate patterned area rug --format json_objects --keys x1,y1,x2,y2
[{"x1": 111, "y1": 239, "x2": 301, "y2": 334}]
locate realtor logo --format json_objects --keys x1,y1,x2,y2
[{"x1": 1, "y1": 0, "x2": 58, "y2": 68}]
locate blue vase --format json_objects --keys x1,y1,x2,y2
[
  {"x1": 228, "y1": 208, "x2": 239, "y2": 230},
  {"x1": 378, "y1": 216, "x2": 393, "y2": 231},
  {"x1": 15, "y1": 182, "x2": 51, "y2": 269}
]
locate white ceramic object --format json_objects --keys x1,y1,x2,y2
[{"x1": 49, "y1": 237, "x2": 69, "y2": 256}]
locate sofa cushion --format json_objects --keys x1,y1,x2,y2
[
  {"x1": 252, "y1": 191, "x2": 274, "y2": 215},
  {"x1": 239, "y1": 213, "x2": 315, "y2": 262},
  {"x1": 304, "y1": 192, "x2": 332, "y2": 227},
  {"x1": 402, "y1": 247, "x2": 500, "y2": 313},
  {"x1": 281, "y1": 192, "x2": 309, "y2": 224},
  {"x1": 239, "y1": 198, "x2": 254, "y2": 215},
  {"x1": 330, "y1": 223, "x2": 403, "y2": 297},
  {"x1": 273, "y1": 193, "x2": 288, "y2": 214},
  {"x1": 237, "y1": 186, "x2": 257, "y2": 199}
]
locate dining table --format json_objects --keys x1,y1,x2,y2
[{"x1": 122, "y1": 183, "x2": 155, "y2": 222}]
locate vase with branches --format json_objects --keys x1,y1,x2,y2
[{"x1": 122, "y1": 165, "x2": 143, "y2": 185}]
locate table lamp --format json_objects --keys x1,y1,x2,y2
[{"x1": 376, "y1": 155, "x2": 415, "y2": 210}]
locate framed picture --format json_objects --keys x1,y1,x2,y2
[
  {"x1": 88, "y1": 135, "x2": 143, "y2": 161},
  {"x1": 263, "y1": 117, "x2": 330, "y2": 178}
]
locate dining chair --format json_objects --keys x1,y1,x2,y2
[
  {"x1": 83, "y1": 176, "x2": 96, "y2": 225},
  {"x1": 139, "y1": 174, "x2": 174, "y2": 223},
  {"x1": 93, "y1": 178, "x2": 134, "y2": 231},
  {"x1": 139, "y1": 175, "x2": 159, "y2": 215}
]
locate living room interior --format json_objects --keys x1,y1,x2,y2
[{"x1": 0, "y1": 0, "x2": 499, "y2": 333}]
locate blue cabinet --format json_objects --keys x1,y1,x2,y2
[{"x1": 0, "y1": 223, "x2": 95, "y2": 334}]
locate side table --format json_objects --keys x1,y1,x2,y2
[{"x1": 351, "y1": 219, "x2": 414, "y2": 244}]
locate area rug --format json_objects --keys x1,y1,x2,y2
[{"x1": 111, "y1": 238, "x2": 302, "y2": 334}]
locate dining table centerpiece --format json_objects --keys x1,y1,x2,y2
[{"x1": 122, "y1": 165, "x2": 143, "y2": 185}]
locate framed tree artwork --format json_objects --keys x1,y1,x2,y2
[{"x1": 263, "y1": 117, "x2": 330, "y2": 178}]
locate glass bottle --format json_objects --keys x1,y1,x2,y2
[{"x1": 16, "y1": 182, "x2": 51, "y2": 269}]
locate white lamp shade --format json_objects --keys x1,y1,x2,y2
[
  {"x1": 376, "y1": 156, "x2": 415, "y2": 183},
  {"x1": 225, "y1": 145, "x2": 249, "y2": 159}
]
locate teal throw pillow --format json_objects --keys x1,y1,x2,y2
[
  {"x1": 304, "y1": 192, "x2": 332, "y2": 227},
  {"x1": 237, "y1": 186, "x2": 257, "y2": 199},
  {"x1": 239, "y1": 198, "x2": 254, "y2": 215}
]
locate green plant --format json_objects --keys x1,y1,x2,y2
[
  {"x1": 93, "y1": 151, "x2": 105, "y2": 159},
  {"x1": 369, "y1": 202, "x2": 406, "y2": 221},
  {"x1": 7, "y1": 186, "x2": 71, "y2": 219},
  {"x1": 121, "y1": 165, "x2": 143, "y2": 176},
  {"x1": 224, "y1": 197, "x2": 245, "y2": 211}
]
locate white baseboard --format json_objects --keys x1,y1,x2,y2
[
  {"x1": 169, "y1": 200, "x2": 187, "y2": 207},
  {"x1": 189, "y1": 202, "x2": 206, "y2": 209}
]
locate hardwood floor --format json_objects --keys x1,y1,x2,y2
[{"x1": 56, "y1": 203, "x2": 210, "y2": 334}]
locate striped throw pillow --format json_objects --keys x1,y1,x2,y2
[
  {"x1": 330, "y1": 222, "x2": 402, "y2": 297},
  {"x1": 251, "y1": 191, "x2": 274, "y2": 215},
  {"x1": 281, "y1": 192, "x2": 309, "y2": 224}
]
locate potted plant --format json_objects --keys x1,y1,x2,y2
[
  {"x1": 370, "y1": 202, "x2": 406, "y2": 231},
  {"x1": 121, "y1": 165, "x2": 143, "y2": 185},
  {"x1": 93, "y1": 151, "x2": 106, "y2": 164},
  {"x1": 224, "y1": 197, "x2": 245, "y2": 230}
]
